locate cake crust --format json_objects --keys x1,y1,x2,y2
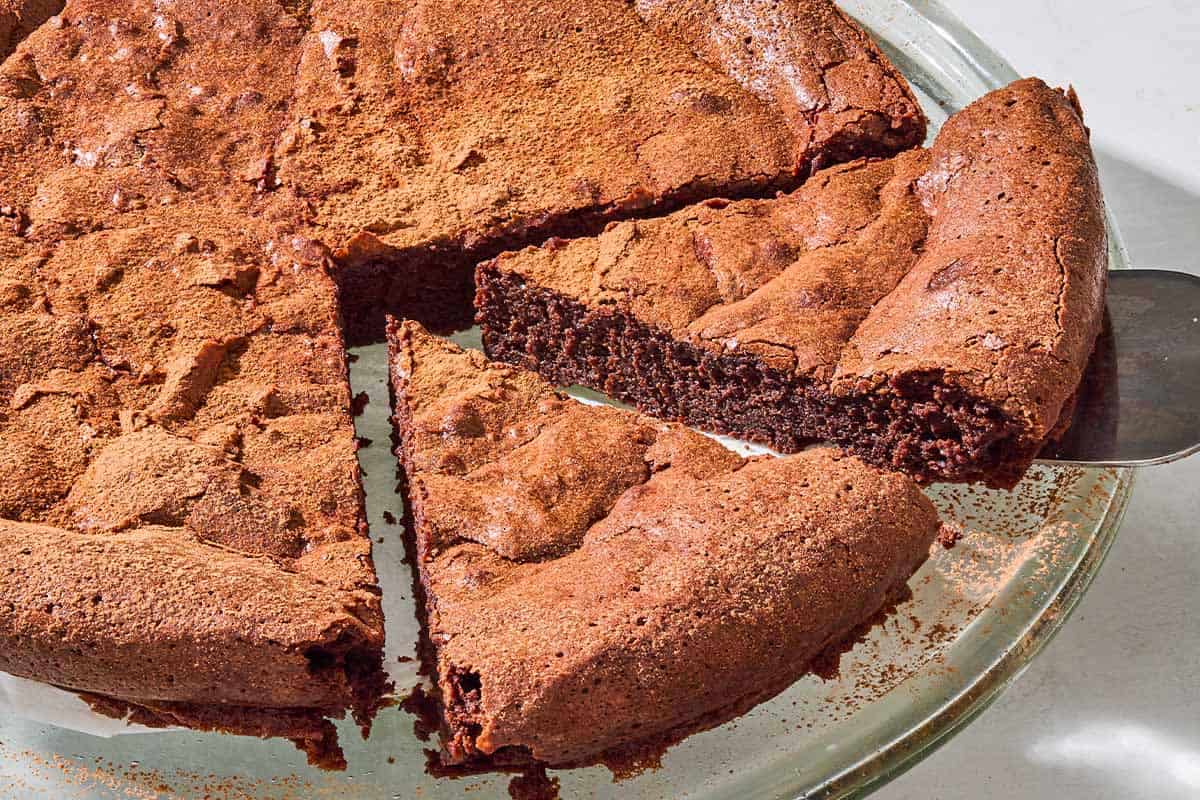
[
  {"x1": 478, "y1": 79, "x2": 1108, "y2": 486},
  {"x1": 389, "y1": 320, "x2": 940, "y2": 768},
  {"x1": 634, "y1": 0, "x2": 925, "y2": 164}
]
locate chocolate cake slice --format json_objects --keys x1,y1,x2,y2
[
  {"x1": 281, "y1": 0, "x2": 926, "y2": 341},
  {"x1": 478, "y1": 79, "x2": 1109, "y2": 487},
  {"x1": 0, "y1": 1, "x2": 387, "y2": 765},
  {"x1": 388, "y1": 320, "x2": 940, "y2": 770},
  {"x1": 0, "y1": 519, "x2": 385, "y2": 769}
]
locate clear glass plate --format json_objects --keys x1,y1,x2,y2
[{"x1": 0, "y1": 2, "x2": 1133, "y2": 798}]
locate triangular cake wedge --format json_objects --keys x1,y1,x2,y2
[
  {"x1": 477, "y1": 78, "x2": 1108, "y2": 488},
  {"x1": 0, "y1": 212, "x2": 389, "y2": 770},
  {"x1": 0, "y1": 518, "x2": 385, "y2": 768},
  {"x1": 388, "y1": 320, "x2": 940, "y2": 770}
]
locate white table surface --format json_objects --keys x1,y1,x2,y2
[{"x1": 883, "y1": 2, "x2": 1200, "y2": 798}]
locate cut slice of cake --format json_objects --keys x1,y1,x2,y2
[
  {"x1": 0, "y1": 518, "x2": 385, "y2": 769},
  {"x1": 0, "y1": 209, "x2": 389, "y2": 769},
  {"x1": 388, "y1": 320, "x2": 940, "y2": 770},
  {"x1": 283, "y1": 0, "x2": 926, "y2": 341},
  {"x1": 477, "y1": 78, "x2": 1109, "y2": 488}
]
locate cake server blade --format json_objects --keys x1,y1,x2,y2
[{"x1": 1037, "y1": 268, "x2": 1200, "y2": 467}]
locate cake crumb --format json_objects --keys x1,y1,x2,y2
[
  {"x1": 351, "y1": 391, "x2": 371, "y2": 416},
  {"x1": 507, "y1": 766, "x2": 560, "y2": 800},
  {"x1": 937, "y1": 522, "x2": 965, "y2": 549}
]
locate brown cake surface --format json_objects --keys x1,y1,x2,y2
[
  {"x1": 633, "y1": 0, "x2": 924, "y2": 162},
  {"x1": 0, "y1": 0, "x2": 931, "y2": 765},
  {"x1": 282, "y1": 0, "x2": 925, "y2": 340},
  {"x1": 0, "y1": 0, "x2": 385, "y2": 765},
  {"x1": 388, "y1": 320, "x2": 940, "y2": 769},
  {"x1": 0, "y1": 0, "x2": 60, "y2": 59},
  {"x1": 478, "y1": 78, "x2": 1109, "y2": 487}
]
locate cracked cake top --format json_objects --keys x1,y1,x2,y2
[
  {"x1": 0, "y1": 0, "x2": 368, "y2": 589},
  {"x1": 0, "y1": 0, "x2": 381, "y2": 761},
  {"x1": 388, "y1": 320, "x2": 941, "y2": 768},
  {"x1": 485, "y1": 78, "x2": 1108, "y2": 461},
  {"x1": 283, "y1": 0, "x2": 925, "y2": 269}
]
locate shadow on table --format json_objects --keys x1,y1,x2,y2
[{"x1": 1098, "y1": 151, "x2": 1200, "y2": 273}]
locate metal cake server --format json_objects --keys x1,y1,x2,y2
[{"x1": 1037, "y1": 268, "x2": 1200, "y2": 467}]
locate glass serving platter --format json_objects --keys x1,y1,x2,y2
[{"x1": 0, "y1": 2, "x2": 1133, "y2": 798}]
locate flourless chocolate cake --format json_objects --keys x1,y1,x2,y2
[
  {"x1": 0, "y1": 0, "x2": 932, "y2": 766},
  {"x1": 0, "y1": 0, "x2": 1112, "y2": 778},
  {"x1": 387, "y1": 320, "x2": 941, "y2": 770},
  {"x1": 477, "y1": 79, "x2": 1109, "y2": 487}
]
